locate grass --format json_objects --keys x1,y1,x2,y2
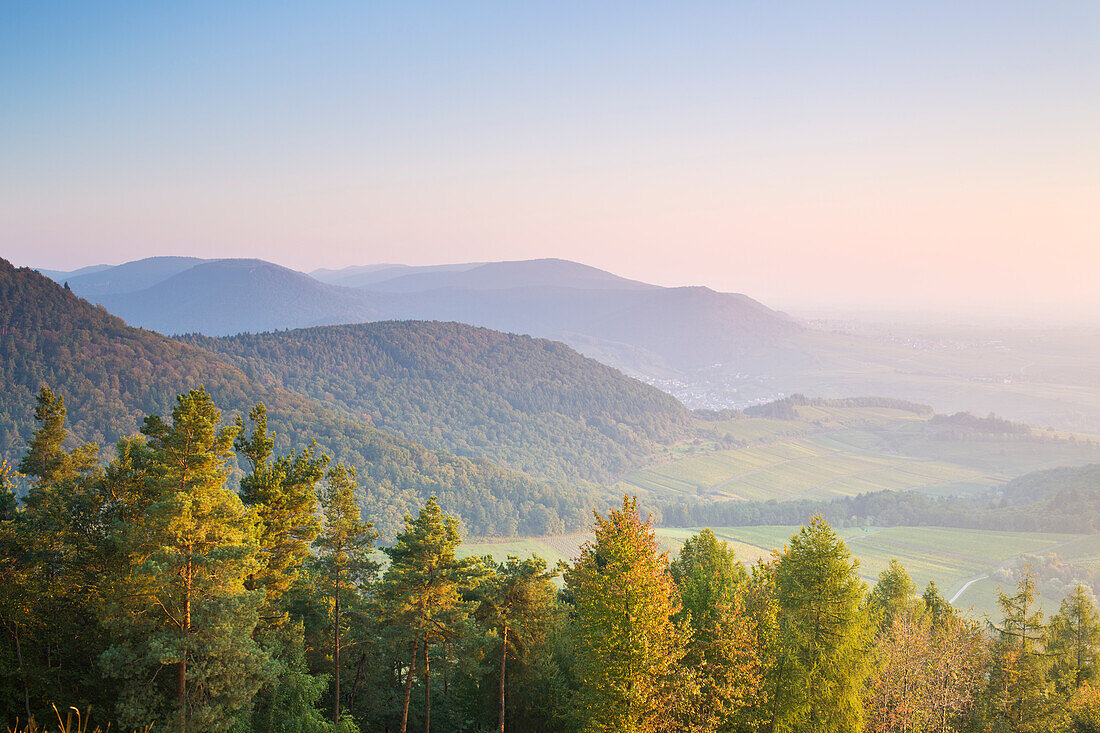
[
  {"x1": 5, "y1": 705, "x2": 149, "y2": 733},
  {"x1": 459, "y1": 534, "x2": 590, "y2": 566}
]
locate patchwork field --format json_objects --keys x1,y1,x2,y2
[
  {"x1": 615, "y1": 433, "x2": 1001, "y2": 502},
  {"x1": 614, "y1": 402, "x2": 1100, "y2": 504},
  {"x1": 461, "y1": 405, "x2": 1100, "y2": 620}
]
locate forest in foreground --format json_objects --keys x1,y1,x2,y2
[{"x1": 3, "y1": 387, "x2": 1100, "y2": 733}]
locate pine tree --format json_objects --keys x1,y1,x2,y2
[
  {"x1": 0, "y1": 459, "x2": 19, "y2": 521},
  {"x1": 313, "y1": 464, "x2": 379, "y2": 725},
  {"x1": 101, "y1": 388, "x2": 271, "y2": 732},
  {"x1": 379, "y1": 496, "x2": 477, "y2": 733},
  {"x1": 669, "y1": 528, "x2": 761, "y2": 731},
  {"x1": 563, "y1": 496, "x2": 691, "y2": 733},
  {"x1": 1047, "y1": 585, "x2": 1100, "y2": 697},
  {"x1": 476, "y1": 554, "x2": 559, "y2": 733},
  {"x1": 771, "y1": 516, "x2": 871, "y2": 733},
  {"x1": 0, "y1": 458, "x2": 31, "y2": 720},
  {"x1": 18, "y1": 386, "x2": 99, "y2": 494},
  {"x1": 9, "y1": 387, "x2": 105, "y2": 716},
  {"x1": 868, "y1": 558, "x2": 917, "y2": 631},
  {"x1": 236, "y1": 403, "x2": 329, "y2": 617},
  {"x1": 983, "y1": 567, "x2": 1052, "y2": 732}
]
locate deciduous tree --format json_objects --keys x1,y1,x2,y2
[{"x1": 564, "y1": 496, "x2": 691, "y2": 733}]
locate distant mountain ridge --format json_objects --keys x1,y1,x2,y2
[
  {"x1": 94, "y1": 259, "x2": 379, "y2": 335},
  {"x1": 310, "y1": 262, "x2": 483, "y2": 288},
  {"x1": 38, "y1": 263, "x2": 113, "y2": 282},
  {"x1": 55, "y1": 256, "x2": 213, "y2": 296},
  {"x1": 351, "y1": 258, "x2": 658, "y2": 293},
  {"x1": 42, "y1": 255, "x2": 799, "y2": 371}
]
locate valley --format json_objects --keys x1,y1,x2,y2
[{"x1": 9, "y1": 253, "x2": 1100, "y2": 732}]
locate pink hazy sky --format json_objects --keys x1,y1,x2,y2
[{"x1": 3, "y1": 3, "x2": 1098, "y2": 319}]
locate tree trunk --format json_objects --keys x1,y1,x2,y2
[
  {"x1": 351, "y1": 651, "x2": 367, "y2": 704},
  {"x1": 178, "y1": 557, "x2": 191, "y2": 733},
  {"x1": 498, "y1": 624, "x2": 508, "y2": 733},
  {"x1": 14, "y1": 630, "x2": 30, "y2": 721},
  {"x1": 399, "y1": 638, "x2": 420, "y2": 733},
  {"x1": 333, "y1": 585, "x2": 341, "y2": 724},
  {"x1": 424, "y1": 632, "x2": 431, "y2": 733}
]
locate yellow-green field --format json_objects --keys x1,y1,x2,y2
[
  {"x1": 461, "y1": 404, "x2": 1100, "y2": 620},
  {"x1": 614, "y1": 401, "x2": 1100, "y2": 504},
  {"x1": 462, "y1": 525, "x2": 1090, "y2": 620},
  {"x1": 615, "y1": 433, "x2": 1000, "y2": 502}
]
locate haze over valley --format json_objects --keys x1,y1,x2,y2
[{"x1": 39, "y1": 254, "x2": 1100, "y2": 434}]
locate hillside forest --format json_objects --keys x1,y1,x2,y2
[{"x1": 3, "y1": 386, "x2": 1100, "y2": 733}]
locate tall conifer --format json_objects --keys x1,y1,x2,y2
[
  {"x1": 102, "y1": 388, "x2": 270, "y2": 732},
  {"x1": 771, "y1": 516, "x2": 871, "y2": 733},
  {"x1": 236, "y1": 403, "x2": 329, "y2": 616},
  {"x1": 380, "y1": 497, "x2": 477, "y2": 733},
  {"x1": 314, "y1": 464, "x2": 379, "y2": 725},
  {"x1": 1047, "y1": 585, "x2": 1100, "y2": 696}
]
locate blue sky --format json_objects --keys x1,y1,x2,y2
[{"x1": 2, "y1": 2, "x2": 1097, "y2": 316}]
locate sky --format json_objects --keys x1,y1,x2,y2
[{"x1": 2, "y1": 2, "x2": 1098, "y2": 319}]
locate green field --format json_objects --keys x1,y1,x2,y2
[
  {"x1": 457, "y1": 534, "x2": 590, "y2": 567},
  {"x1": 613, "y1": 401, "x2": 1100, "y2": 504},
  {"x1": 462, "y1": 524, "x2": 1088, "y2": 620},
  {"x1": 462, "y1": 404, "x2": 1100, "y2": 620},
  {"x1": 615, "y1": 433, "x2": 1000, "y2": 502}
]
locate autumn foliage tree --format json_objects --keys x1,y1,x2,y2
[
  {"x1": 866, "y1": 609, "x2": 986, "y2": 733},
  {"x1": 564, "y1": 496, "x2": 691, "y2": 733}
]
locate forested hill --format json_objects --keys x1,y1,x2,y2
[
  {"x1": 0, "y1": 259, "x2": 594, "y2": 536},
  {"x1": 183, "y1": 322, "x2": 690, "y2": 483}
]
